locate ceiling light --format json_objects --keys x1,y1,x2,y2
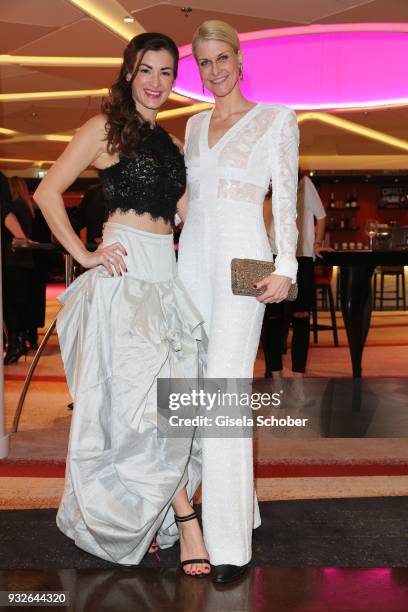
[
  {"x1": 0, "y1": 127, "x2": 18, "y2": 135},
  {"x1": 175, "y1": 23, "x2": 408, "y2": 110},
  {"x1": 300, "y1": 156, "x2": 408, "y2": 170},
  {"x1": 0, "y1": 85, "x2": 194, "y2": 106},
  {"x1": 0, "y1": 88, "x2": 109, "y2": 102},
  {"x1": 0, "y1": 54, "x2": 121, "y2": 67},
  {"x1": 297, "y1": 112, "x2": 408, "y2": 153},
  {"x1": 158, "y1": 103, "x2": 212, "y2": 121},
  {"x1": 0, "y1": 157, "x2": 55, "y2": 164},
  {"x1": 67, "y1": 0, "x2": 143, "y2": 39},
  {"x1": 124, "y1": 16, "x2": 134, "y2": 23},
  {"x1": 0, "y1": 133, "x2": 72, "y2": 144}
]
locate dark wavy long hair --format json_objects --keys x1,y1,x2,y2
[{"x1": 102, "y1": 33, "x2": 179, "y2": 157}]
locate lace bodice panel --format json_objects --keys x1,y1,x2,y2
[
  {"x1": 184, "y1": 104, "x2": 299, "y2": 281},
  {"x1": 99, "y1": 125, "x2": 186, "y2": 226}
]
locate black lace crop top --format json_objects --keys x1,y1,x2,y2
[{"x1": 98, "y1": 125, "x2": 186, "y2": 226}]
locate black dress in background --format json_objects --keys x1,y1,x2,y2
[
  {"x1": 74, "y1": 183, "x2": 106, "y2": 243},
  {"x1": 81, "y1": 183, "x2": 106, "y2": 242},
  {"x1": 31, "y1": 208, "x2": 51, "y2": 329},
  {"x1": 0, "y1": 171, "x2": 13, "y2": 254},
  {"x1": 2, "y1": 197, "x2": 34, "y2": 336}
]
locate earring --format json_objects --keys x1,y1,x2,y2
[
  {"x1": 202, "y1": 81, "x2": 205, "y2": 94},
  {"x1": 239, "y1": 65, "x2": 244, "y2": 81}
]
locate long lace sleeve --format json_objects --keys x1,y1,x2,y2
[{"x1": 269, "y1": 107, "x2": 299, "y2": 282}]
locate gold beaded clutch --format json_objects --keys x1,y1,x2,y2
[{"x1": 231, "y1": 258, "x2": 298, "y2": 301}]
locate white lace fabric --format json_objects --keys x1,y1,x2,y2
[
  {"x1": 178, "y1": 103, "x2": 299, "y2": 567},
  {"x1": 183, "y1": 103, "x2": 299, "y2": 281}
]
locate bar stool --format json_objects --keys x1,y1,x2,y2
[
  {"x1": 373, "y1": 266, "x2": 407, "y2": 310},
  {"x1": 312, "y1": 265, "x2": 339, "y2": 346}
]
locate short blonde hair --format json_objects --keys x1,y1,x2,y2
[{"x1": 192, "y1": 20, "x2": 240, "y2": 59}]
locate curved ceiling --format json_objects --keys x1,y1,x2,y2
[
  {"x1": 1, "y1": 0, "x2": 408, "y2": 172},
  {"x1": 176, "y1": 24, "x2": 408, "y2": 109}
]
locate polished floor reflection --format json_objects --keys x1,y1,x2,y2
[
  {"x1": 252, "y1": 378, "x2": 408, "y2": 437},
  {"x1": 1, "y1": 567, "x2": 408, "y2": 611}
]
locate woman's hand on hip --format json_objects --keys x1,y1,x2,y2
[
  {"x1": 80, "y1": 241, "x2": 127, "y2": 276},
  {"x1": 255, "y1": 274, "x2": 292, "y2": 303}
]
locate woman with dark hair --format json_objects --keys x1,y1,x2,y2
[
  {"x1": 2, "y1": 177, "x2": 35, "y2": 364},
  {"x1": 34, "y1": 33, "x2": 210, "y2": 575}
]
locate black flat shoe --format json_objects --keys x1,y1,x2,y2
[
  {"x1": 4, "y1": 332, "x2": 28, "y2": 365},
  {"x1": 211, "y1": 563, "x2": 250, "y2": 584},
  {"x1": 174, "y1": 510, "x2": 211, "y2": 578}
]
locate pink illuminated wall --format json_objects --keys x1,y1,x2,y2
[{"x1": 175, "y1": 24, "x2": 408, "y2": 110}]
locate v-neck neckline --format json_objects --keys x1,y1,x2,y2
[{"x1": 205, "y1": 103, "x2": 261, "y2": 152}]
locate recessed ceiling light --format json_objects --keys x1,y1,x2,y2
[{"x1": 124, "y1": 15, "x2": 134, "y2": 23}]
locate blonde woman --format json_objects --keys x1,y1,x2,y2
[{"x1": 178, "y1": 20, "x2": 299, "y2": 583}]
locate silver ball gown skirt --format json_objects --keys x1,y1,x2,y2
[{"x1": 56, "y1": 222, "x2": 206, "y2": 565}]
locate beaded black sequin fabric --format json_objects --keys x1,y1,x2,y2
[{"x1": 99, "y1": 125, "x2": 186, "y2": 226}]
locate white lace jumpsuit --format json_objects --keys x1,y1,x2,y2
[{"x1": 178, "y1": 103, "x2": 299, "y2": 565}]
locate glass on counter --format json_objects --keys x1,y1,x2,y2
[{"x1": 364, "y1": 219, "x2": 379, "y2": 250}]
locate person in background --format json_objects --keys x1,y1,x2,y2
[
  {"x1": 9, "y1": 177, "x2": 50, "y2": 351},
  {"x1": 0, "y1": 172, "x2": 29, "y2": 258},
  {"x1": 0, "y1": 171, "x2": 12, "y2": 216},
  {"x1": 77, "y1": 181, "x2": 106, "y2": 245},
  {"x1": 262, "y1": 174, "x2": 329, "y2": 397},
  {"x1": 0, "y1": 172, "x2": 27, "y2": 237},
  {"x1": 2, "y1": 176, "x2": 35, "y2": 364},
  {"x1": 29, "y1": 201, "x2": 52, "y2": 349}
]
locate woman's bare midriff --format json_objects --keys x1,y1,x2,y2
[{"x1": 107, "y1": 210, "x2": 173, "y2": 235}]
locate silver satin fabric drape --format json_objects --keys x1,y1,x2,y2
[{"x1": 56, "y1": 222, "x2": 206, "y2": 565}]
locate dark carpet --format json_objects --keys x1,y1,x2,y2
[{"x1": 1, "y1": 498, "x2": 407, "y2": 569}]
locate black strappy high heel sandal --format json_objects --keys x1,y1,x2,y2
[{"x1": 174, "y1": 511, "x2": 211, "y2": 578}]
